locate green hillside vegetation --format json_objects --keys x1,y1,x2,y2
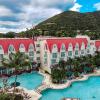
[
  {"x1": 1, "y1": 11, "x2": 100, "y2": 39},
  {"x1": 35, "y1": 11, "x2": 100, "y2": 39}
]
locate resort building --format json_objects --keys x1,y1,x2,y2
[
  {"x1": 0, "y1": 38, "x2": 36, "y2": 75},
  {"x1": 0, "y1": 35, "x2": 99, "y2": 74}
]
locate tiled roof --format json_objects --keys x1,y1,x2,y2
[
  {"x1": 95, "y1": 40, "x2": 100, "y2": 49},
  {"x1": 0, "y1": 38, "x2": 34, "y2": 53},
  {"x1": 46, "y1": 38, "x2": 88, "y2": 52}
]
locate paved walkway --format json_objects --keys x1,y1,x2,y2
[
  {"x1": 39, "y1": 69, "x2": 100, "y2": 90},
  {"x1": 14, "y1": 69, "x2": 100, "y2": 100}
]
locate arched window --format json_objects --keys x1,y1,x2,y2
[
  {"x1": 75, "y1": 43, "x2": 79, "y2": 56},
  {"x1": 28, "y1": 44, "x2": 34, "y2": 62},
  {"x1": 8, "y1": 45, "x2": 15, "y2": 54},
  {"x1": 20, "y1": 44, "x2": 25, "y2": 49},
  {"x1": 52, "y1": 44, "x2": 58, "y2": 58},
  {"x1": 0, "y1": 45, "x2": 3, "y2": 50},
  {"x1": 75, "y1": 43, "x2": 79, "y2": 49},
  {"x1": 51, "y1": 44, "x2": 58, "y2": 64},
  {"x1": 80, "y1": 42, "x2": 85, "y2": 55},
  {"x1": 19, "y1": 44, "x2": 25, "y2": 52},
  {"x1": 60, "y1": 44, "x2": 66, "y2": 59},
  {"x1": 68, "y1": 43, "x2": 73, "y2": 58},
  {"x1": 53, "y1": 44, "x2": 57, "y2": 48},
  {"x1": 29, "y1": 44, "x2": 34, "y2": 50},
  {"x1": 44, "y1": 52, "x2": 47, "y2": 64},
  {"x1": 69, "y1": 43, "x2": 72, "y2": 48},
  {"x1": 61, "y1": 44, "x2": 65, "y2": 50},
  {"x1": 0, "y1": 45, "x2": 4, "y2": 61},
  {"x1": 87, "y1": 43, "x2": 90, "y2": 54}
]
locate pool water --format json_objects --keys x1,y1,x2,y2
[
  {"x1": 0, "y1": 72, "x2": 43, "y2": 90},
  {"x1": 40, "y1": 76, "x2": 100, "y2": 100}
]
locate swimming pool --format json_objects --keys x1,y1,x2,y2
[
  {"x1": 0, "y1": 72, "x2": 43, "y2": 90},
  {"x1": 40, "y1": 76, "x2": 100, "y2": 100}
]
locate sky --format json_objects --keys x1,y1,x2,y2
[{"x1": 0, "y1": 0, "x2": 100, "y2": 33}]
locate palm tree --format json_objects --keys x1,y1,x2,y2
[{"x1": 2, "y1": 52, "x2": 31, "y2": 92}]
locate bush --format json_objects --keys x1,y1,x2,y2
[{"x1": 0, "y1": 93, "x2": 23, "y2": 100}]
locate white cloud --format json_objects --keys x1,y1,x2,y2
[
  {"x1": 0, "y1": 27, "x2": 27, "y2": 33},
  {"x1": 0, "y1": 21, "x2": 32, "y2": 33},
  {"x1": 0, "y1": 6, "x2": 13, "y2": 17},
  {"x1": 69, "y1": 3, "x2": 82, "y2": 12},
  {"x1": 94, "y1": 2, "x2": 100, "y2": 10},
  {"x1": 0, "y1": 0, "x2": 75, "y2": 32},
  {"x1": 18, "y1": 6, "x2": 62, "y2": 22}
]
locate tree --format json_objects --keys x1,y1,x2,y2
[
  {"x1": 51, "y1": 60, "x2": 67, "y2": 83},
  {"x1": 5, "y1": 32, "x2": 15, "y2": 38},
  {"x1": 2, "y1": 52, "x2": 31, "y2": 92}
]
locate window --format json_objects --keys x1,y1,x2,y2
[
  {"x1": 52, "y1": 53, "x2": 57, "y2": 58},
  {"x1": 44, "y1": 52, "x2": 47, "y2": 64},
  {"x1": 29, "y1": 50, "x2": 34, "y2": 62},
  {"x1": 0, "y1": 46, "x2": 2, "y2": 50},
  {"x1": 61, "y1": 52, "x2": 65, "y2": 57},
  {"x1": 68, "y1": 51, "x2": 72, "y2": 57},
  {"x1": 75, "y1": 44, "x2": 79, "y2": 49},
  {"x1": 29, "y1": 51, "x2": 34, "y2": 56},
  {"x1": 0, "y1": 54, "x2": 3, "y2": 61},
  {"x1": 29, "y1": 57, "x2": 34, "y2": 62},
  {"x1": 69, "y1": 44, "x2": 72, "y2": 47},
  {"x1": 44, "y1": 58, "x2": 47, "y2": 64},
  {"x1": 36, "y1": 51, "x2": 40, "y2": 54},
  {"x1": 36, "y1": 44, "x2": 40, "y2": 47},
  {"x1": 53, "y1": 45, "x2": 56, "y2": 48},
  {"x1": 19, "y1": 44, "x2": 25, "y2": 52},
  {"x1": 51, "y1": 59, "x2": 56, "y2": 64},
  {"x1": 44, "y1": 52, "x2": 47, "y2": 57},
  {"x1": 88, "y1": 44, "x2": 90, "y2": 48},
  {"x1": 75, "y1": 50, "x2": 78, "y2": 55},
  {"x1": 61, "y1": 44, "x2": 65, "y2": 50},
  {"x1": 29, "y1": 44, "x2": 34, "y2": 50},
  {"x1": 8, "y1": 45, "x2": 15, "y2": 53},
  {"x1": 81, "y1": 50, "x2": 84, "y2": 55},
  {"x1": 87, "y1": 49, "x2": 90, "y2": 53},
  {"x1": 37, "y1": 57, "x2": 40, "y2": 60},
  {"x1": 20, "y1": 44, "x2": 25, "y2": 48}
]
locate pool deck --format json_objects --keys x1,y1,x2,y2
[
  {"x1": 35, "y1": 69, "x2": 100, "y2": 100},
  {"x1": 8, "y1": 69, "x2": 100, "y2": 100},
  {"x1": 39, "y1": 69, "x2": 100, "y2": 90}
]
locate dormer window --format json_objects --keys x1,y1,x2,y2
[
  {"x1": 20, "y1": 44, "x2": 25, "y2": 48},
  {"x1": 8, "y1": 45, "x2": 15, "y2": 54},
  {"x1": 19, "y1": 44, "x2": 25, "y2": 52},
  {"x1": 0, "y1": 46, "x2": 2, "y2": 50},
  {"x1": 53, "y1": 44, "x2": 56, "y2": 48}
]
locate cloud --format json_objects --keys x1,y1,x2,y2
[
  {"x1": 18, "y1": 6, "x2": 62, "y2": 23},
  {"x1": 0, "y1": 0, "x2": 75, "y2": 33},
  {"x1": 0, "y1": 20, "x2": 32, "y2": 33},
  {"x1": 69, "y1": 3, "x2": 82, "y2": 12},
  {"x1": 0, "y1": 5, "x2": 13, "y2": 17},
  {"x1": 17, "y1": 0, "x2": 74, "y2": 25},
  {"x1": 94, "y1": 2, "x2": 100, "y2": 10},
  {"x1": 0, "y1": 27, "x2": 27, "y2": 33}
]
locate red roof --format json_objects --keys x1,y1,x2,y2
[
  {"x1": 95, "y1": 40, "x2": 100, "y2": 49},
  {"x1": 46, "y1": 38, "x2": 88, "y2": 52},
  {"x1": 0, "y1": 38, "x2": 35, "y2": 53}
]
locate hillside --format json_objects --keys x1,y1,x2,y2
[{"x1": 19, "y1": 11, "x2": 100, "y2": 39}]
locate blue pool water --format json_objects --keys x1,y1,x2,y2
[
  {"x1": 0, "y1": 72, "x2": 43, "y2": 90},
  {"x1": 40, "y1": 76, "x2": 100, "y2": 100}
]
